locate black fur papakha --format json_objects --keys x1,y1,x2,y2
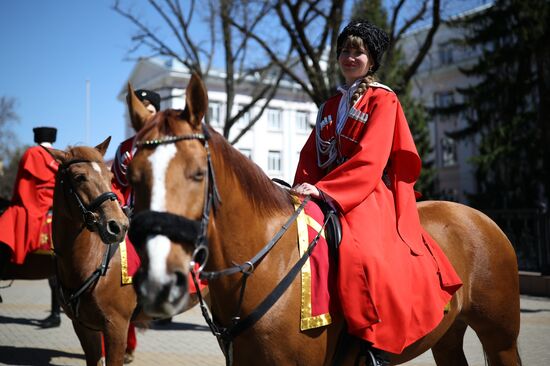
[{"x1": 337, "y1": 19, "x2": 390, "y2": 73}]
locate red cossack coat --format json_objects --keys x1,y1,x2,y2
[
  {"x1": 294, "y1": 84, "x2": 462, "y2": 354},
  {"x1": 111, "y1": 135, "x2": 136, "y2": 206},
  {"x1": 0, "y1": 146, "x2": 58, "y2": 264}
]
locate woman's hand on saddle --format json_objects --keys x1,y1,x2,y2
[{"x1": 290, "y1": 183, "x2": 320, "y2": 199}]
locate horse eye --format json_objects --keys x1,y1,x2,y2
[
  {"x1": 192, "y1": 169, "x2": 205, "y2": 182},
  {"x1": 74, "y1": 174, "x2": 87, "y2": 183}
]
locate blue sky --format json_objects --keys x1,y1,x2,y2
[
  {"x1": 0, "y1": 0, "x2": 488, "y2": 160},
  {"x1": 0, "y1": 0, "x2": 139, "y2": 159}
]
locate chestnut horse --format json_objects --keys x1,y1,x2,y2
[
  {"x1": 127, "y1": 74, "x2": 521, "y2": 365},
  {"x1": 47, "y1": 139, "x2": 135, "y2": 366}
]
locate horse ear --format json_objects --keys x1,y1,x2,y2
[
  {"x1": 181, "y1": 73, "x2": 208, "y2": 129},
  {"x1": 43, "y1": 146, "x2": 68, "y2": 164},
  {"x1": 95, "y1": 136, "x2": 111, "y2": 157},
  {"x1": 127, "y1": 83, "x2": 152, "y2": 133}
]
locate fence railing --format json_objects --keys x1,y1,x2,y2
[{"x1": 483, "y1": 208, "x2": 550, "y2": 275}]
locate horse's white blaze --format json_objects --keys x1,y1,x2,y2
[
  {"x1": 146, "y1": 144, "x2": 177, "y2": 281},
  {"x1": 91, "y1": 162, "x2": 102, "y2": 174},
  {"x1": 147, "y1": 235, "x2": 171, "y2": 283},
  {"x1": 148, "y1": 144, "x2": 177, "y2": 212}
]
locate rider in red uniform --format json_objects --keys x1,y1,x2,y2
[
  {"x1": 111, "y1": 89, "x2": 161, "y2": 364},
  {"x1": 292, "y1": 20, "x2": 462, "y2": 364},
  {"x1": 0, "y1": 127, "x2": 62, "y2": 327}
]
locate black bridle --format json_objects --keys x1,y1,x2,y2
[
  {"x1": 129, "y1": 124, "x2": 331, "y2": 365},
  {"x1": 129, "y1": 126, "x2": 221, "y2": 268},
  {"x1": 56, "y1": 158, "x2": 120, "y2": 319},
  {"x1": 58, "y1": 159, "x2": 118, "y2": 231}
]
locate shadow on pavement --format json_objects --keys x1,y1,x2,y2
[
  {"x1": 0, "y1": 346, "x2": 84, "y2": 366},
  {"x1": 0, "y1": 314, "x2": 55, "y2": 328},
  {"x1": 150, "y1": 321, "x2": 210, "y2": 331},
  {"x1": 521, "y1": 308, "x2": 550, "y2": 313}
]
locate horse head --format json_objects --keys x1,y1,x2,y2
[
  {"x1": 47, "y1": 138, "x2": 129, "y2": 245},
  {"x1": 127, "y1": 74, "x2": 210, "y2": 317}
]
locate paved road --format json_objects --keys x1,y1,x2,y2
[{"x1": 1, "y1": 279, "x2": 549, "y2": 365}]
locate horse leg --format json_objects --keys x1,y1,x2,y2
[
  {"x1": 431, "y1": 320, "x2": 469, "y2": 366},
  {"x1": 470, "y1": 321, "x2": 521, "y2": 366},
  {"x1": 72, "y1": 320, "x2": 103, "y2": 366},
  {"x1": 103, "y1": 317, "x2": 130, "y2": 366}
]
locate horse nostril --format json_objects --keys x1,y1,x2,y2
[
  {"x1": 174, "y1": 270, "x2": 187, "y2": 287},
  {"x1": 107, "y1": 220, "x2": 121, "y2": 235}
]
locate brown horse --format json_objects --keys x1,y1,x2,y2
[
  {"x1": 127, "y1": 74, "x2": 521, "y2": 365},
  {"x1": 47, "y1": 138, "x2": 135, "y2": 366}
]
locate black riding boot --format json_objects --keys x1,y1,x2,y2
[
  {"x1": 0, "y1": 243, "x2": 11, "y2": 278},
  {"x1": 0, "y1": 243, "x2": 12, "y2": 303},
  {"x1": 361, "y1": 342, "x2": 391, "y2": 366},
  {"x1": 40, "y1": 276, "x2": 61, "y2": 328}
]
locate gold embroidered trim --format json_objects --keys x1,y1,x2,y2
[
  {"x1": 295, "y1": 200, "x2": 332, "y2": 331},
  {"x1": 120, "y1": 239, "x2": 132, "y2": 285}
]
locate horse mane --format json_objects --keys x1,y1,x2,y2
[{"x1": 208, "y1": 127, "x2": 294, "y2": 217}]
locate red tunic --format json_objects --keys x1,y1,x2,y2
[
  {"x1": 0, "y1": 146, "x2": 58, "y2": 264},
  {"x1": 294, "y1": 85, "x2": 462, "y2": 354}
]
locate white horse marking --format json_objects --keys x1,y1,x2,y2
[
  {"x1": 91, "y1": 162, "x2": 102, "y2": 174},
  {"x1": 144, "y1": 144, "x2": 177, "y2": 281},
  {"x1": 146, "y1": 235, "x2": 171, "y2": 283},
  {"x1": 148, "y1": 144, "x2": 177, "y2": 212}
]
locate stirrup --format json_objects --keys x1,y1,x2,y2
[
  {"x1": 362, "y1": 345, "x2": 391, "y2": 366},
  {"x1": 366, "y1": 349, "x2": 390, "y2": 366}
]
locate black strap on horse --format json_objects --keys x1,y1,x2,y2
[
  {"x1": 129, "y1": 124, "x2": 221, "y2": 266},
  {"x1": 57, "y1": 243, "x2": 119, "y2": 320},
  {"x1": 191, "y1": 196, "x2": 338, "y2": 365},
  {"x1": 58, "y1": 159, "x2": 119, "y2": 231}
]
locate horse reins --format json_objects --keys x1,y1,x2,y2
[{"x1": 130, "y1": 124, "x2": 335, "y2": 365}]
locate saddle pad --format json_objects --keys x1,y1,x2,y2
[
  {"x1": 119, "y1": 236, "x2": 207, "y2": 294},
  {"x1": 294, "y1": 197, "x2": 339, "y2": 331},
  {"x1": 32, "y1": 211, "x2": 54, "y2": 254},
  {"x1": 120, "y1": 236, "x2": 141, "y2": 285}
]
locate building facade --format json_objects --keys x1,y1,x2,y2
[
  {"x1": 400, "y1": 3, "x2": 491, "y2": 203},
  {"x1": 120, "y1": 58, "x2": 317, "y2": 184}
]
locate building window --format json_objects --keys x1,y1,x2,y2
[
  {"x1": 268, "y1": 150, "x2": 282, "y2": 173},
  {"x1": 237, "y1": 105, "x2": 250, "y2": 127},
  {"x1": 267, "y1": 108, "x2": 282, "y2": 131},
  {"x1": 208, "y1": 102, "x2": 222, "y2": 126},
  {"x1": 239, "y1": 148, "x2": 252, "y2": 159},
  {"x1": 438, "y1": 45, "x2": 454, "y2": 65},
  {"x1": 434, "y1": 91, "x2": 455, "y2": 108},
  {"x1": 441, "y1": 137, "x2": 457, "y2": 167},
  {"x1": 296, "y1": 111, "x2": 309, "y2": 133}
]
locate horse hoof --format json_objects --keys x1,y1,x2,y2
[{"x1": 124, "y1": 351, "x2": 134, "y2": 364}]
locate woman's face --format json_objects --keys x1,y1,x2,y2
[{"x1": 338, "y1": 39, "x2": 372, "y2": 85}]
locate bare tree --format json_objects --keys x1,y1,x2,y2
[
  {"x1": 114, "y1": 0, "x2": 442, "y2": 140},
  {"x1": 229, "y1": 0, "x2": 443, "y2": 104},
  {"x1": 0, "y1": 96, "x2": 21, "y2": 199},
  {"x1": 113, "y1": 0, "x2": 286, "y2": 144},
  {"x1": 0, "y1": 97, "x2": 20, "y2": 158}
]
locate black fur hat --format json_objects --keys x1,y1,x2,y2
[
  {"x1": 33, "y1": 127, "x2": 57, "y2": 144},
  {"x1": 134, "y1": 89, "x2": 161, "y2": 112},
  {"x1": 337, "y1": 19, "x2": 390, "y2": 73}
]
